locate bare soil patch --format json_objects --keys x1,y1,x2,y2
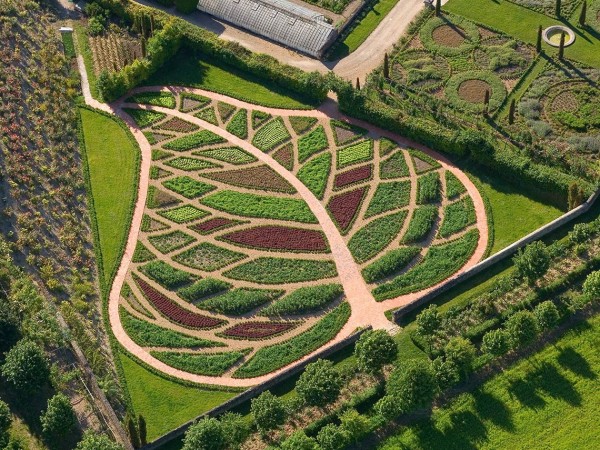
[
  {"x1": 550, "y1": 90, "x2": 579, "y2": 113},
  {"x1": 458, "y1": 79, "x2": 491, "y2": 103},
  {"x1": 432, "y1": 25, "x2": 467, "y2": 47}
]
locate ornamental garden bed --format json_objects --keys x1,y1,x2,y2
[{"x1": 220, "y1": 225, "x2": 329, "y2": 253}]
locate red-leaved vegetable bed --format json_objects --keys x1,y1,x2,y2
[
  {"x1": 135, "y1": 277, "x2": 224, "y2": 329},
  {"x1": 191, "y1": 217, "x2": 237, "y2": 234},
  {"x1": 221, "y1": 321, "x2": 296, "y2": 339},
  {"x1": 327, "y1": 187, "x2": 368, "y2": 232},
  {"x1": 221, "y1": 226, "x2": 328, "y2": 252},
  {"x1": 334, "y1": 165, "x2": 372, "y2": 189}
]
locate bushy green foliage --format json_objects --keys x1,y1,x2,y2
[
  {"x1": 1, "y1": 339, "x2": 49, "y2": 393},
  {"x1": 280, "y1": 431, "x2": 318, "y2": 450},
  {"x1": 200, "y1": 288, "x2": 282, "y2": 315},
  {"x1": 417, "y1": 171, "x2": 441, "y2": 204},
  {"x1": 182, "y1": 417, "x2": 226, "y2": 450},
  {"x1": 365, "y1": 181, "x2": 411, "y2": 217},
  {"x1": 513, "y1": 241, "x2": 551, "y2": 284},
  {"x1": 534, "y1": 301, "x2": 560, "y2": 330},
  {"x1": 251, "y1": 391, "x2": 286, "y2": 433},
  {"x1": 234, "y1": 303, "x2": 350, "y2": 377},
  {"x1": 297, "y1": 153, "x2": 331, "y2": 199},
  {"x1": 225, "y1": 109, "x2": 248, "y2": 139},
  {"x1": 386, "y1": 359, "x2": 437, "y2": 413},
  {"x1": 438, "y1": 197, "x2": 476, "y2": 237},
  {"x1": 164, "y1": 130, "x2": 226, "y2": 151},
  {"x1": 402, "y1": 205, "x2": 438, "y2": 243},
  {"x1": 0, "y1": 400, "x2": 10, "y2": 449},
  {"x1": 163, "y1": 176, "x2": 215, "y2": 199},
  {"x1": 339, "y1": 408, "x2": 371, "y2": 443},
  {"x1": 481, "y1": 328, "x2": 510, "y2": 356},
  {"x1": 297, "y1": 359, "x2": 341, "y2": 407},
  {"x1": 583, "y1": 270, "x2": 600, "y2": 300},
  {"x1": 41, "y1": 393, "x2": 77, "y2": 440},
  {"x1": 348, "y1": 211, "x2": 407, "y2": 263},
  {"x1": 120, "y1": 308, "x2": 220, "y2": 348},
  {"x1": 355, "y1": 329, "x2": 398, "y2": 373},
  {"x1": 445, "y1": 171, "x2": 467, "y2": 198},
  {"x1": 261, "y1": 284, "x2": 343, "y2": 316},
  {"x1": 174, "y1": 0, "x2": 199, "y2": 14},
  {"x1": 76, "y1": 431, "x2": 124, "y2": 450},
  {"x1": 252, "y1": 118, "x2": 291, "y2": 151},
  {"x1": 126, "y1": 92, "x2": 176, "y2": 108},
  {"x1": 317, "y1": 424, "x2": 349, "y2": 450},
  {"x1": 165, "y1": 156, "x2": 219, "y2": 171},
  {"x1": 124, "y1": 108, "x2": 166, "y2": 128},
  {"x1": 443, "y1": 337, "x2": 476, "y2": 377},
  {"x1": 224, "y1": 257, "x2": 337, "y2": 284},
  {"x1": 505, "y1": 310, "x2": 538, "y2": 349},
  {"x1": 151, "y1": 350, "x2": 245, "y2": 376},
  {"x1": 140, "y1": 260, "x2": 195, "y2": 289},
  {"x1": 201, "y1": 190, "x2": 317, "y2": 223},
  {"x1": 298, "y1": 125, "x2": 329, "y2": 162},
  {"x1": 289, "y1": 116, "x2": 318, "y2": 134},
  {"x1": 178, "y1": 278, "x2": 232, "y2": 302},
  {"x1": 132, "y1": 241, "x2": 156, "y2": 263},
  {"x1": 362, "y1": 247, "x2": 421, "y2": 283}
]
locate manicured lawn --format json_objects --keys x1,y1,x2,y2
[
  {"x1": 379, "y1": 313, "x2": 600, "y2": 449},
  {"x1": 467, "y1": 166, "x2": 563, "y2": 254},
  {"x1": 74, "y1": 24, "x2": 99, "y2": 99},
  {"x1": 329, "y1": 0, "x2": 401, "y2": 59},
  {"x1": 80, "y1": 108, "x2": 139, "y2": 286},
  {"x1": 445, "y1": 0, "x2": 600, "y2": 68},
  {"x1": 120, "y1": 353, "x2": 237, "y2": 441},
  {"x1": 145, "y1": 50, "x2": 315, "y2": 109}
]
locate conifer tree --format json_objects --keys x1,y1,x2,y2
[{"x1": 579, "y1": 1, "x2": 587, "y2": 27}]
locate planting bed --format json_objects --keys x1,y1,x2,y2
[{"x1": 116, "y1": 91, "x2": 485, "y2": 385}]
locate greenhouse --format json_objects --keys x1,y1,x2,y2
[{"x1": 196, "y1": 0, "x2": 338, "y2": 58}]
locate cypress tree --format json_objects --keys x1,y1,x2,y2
[
  {"x1": 536, "y1": 25, "x2": 543, "y2": 53},
  {"x1": 435, "y1": 0, "x2": 441, "y2": 16},
  {"x1": 383, "y1": 52, "x2": 389, "y2": 79},
  {"x1": 140, "y1": 13, "x2": 146, "y2": 39},
  {"x1": 558, "y1": 31, "x2": 565, "y2": 60},
  {"x1": 555, "y1": 0, "x2": 561, "y2": 17},
  {"x1": 356, "y1": 77, "x2": 361, "y2": 90},
  {"x1": 483, "y1": 89, "x2": 490, "y2": 116},
  {"x1": 141, "y1": 37, "x2": 146, "y2": 58},
  {"x1": 579, "y1": 1, "x2": 587, "y2": 27},
  {"x1": 150, "y1": 14, "x2": 155, "y2": 37},
  {"x1": 508, "y1": 98, "x2": 516, "y2": 124}
]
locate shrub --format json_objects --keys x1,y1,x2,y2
[
  {"x1": 583, "y1": 270, "x2": 600, "y2": 300},
  {"x1": 296, "y1": 359, "x2": 341, "y2": 407},
  {"x1": 339, "y1": 409, "x2": 370, "y2": 443},
  {"x1": 280, "y1": 431, "x2": 318, "y2": 450},
  {"x1": 481, "y1": 328, "x2": 510, "y2": 356},
  {"x1": 317, "y1": 424, "x2": 349, "y2": 450},
  {"x1": 402, "y1": 205, "x2": 438, "y2": 243},
  {"x1": 174, "y1": 0, "x2": 199, "y2": 13},
  {"x1": 431, "y1": 357, "x2": 460, "y2": 391},
  {"x1": 0, "y1": 400, "x2": 10, "y2": 449},
  {"x1": 533, "y1": 301, "x2": 560, "y2": 331},
  {"x1": 513, "y1": 241, "x2": 551, "y2": 285},
  {"x1": 225, "y1": 109, "x2": 248, "y2": 139},
  {"x1": 220, "y1": 413, "x2": 249, "y2": 449},
  {"x1": 41, "y1": 394, "x2": 77, "y2": 440},
  {"x1": 386, "y1": 359, "x2": 437, "y2": 413},
  {"x1": 200, "y1": 288, "x2": 282, "y2": 315},
  {"x1": 417, "y1": 171, "x2": 441, "y2": 204},
  {"x1": 182, "y1": 417, "x2": 225, "y2": 450},
  {"x1": 355, "y1": 329, "x2": 398, "y2": 374},
  {"x1": 505, "y1": 310, "x2": 538, "y2": 349},
  {"x1": 126, "y1": 92, "x2": 176, "y2": 108},
  {"x1": 0, "y1": 299, "x2": 20, "y2": 355},
  {"x1": 1, "y1": 340, "x2": 49, "y2": 393},
  {"x1": 438, "y1": 197, "x2": 476, "y2": 238},
  {"x1": 251, "y1": 391, "x2": 286, "y2": 433},
  {"x1": 443, "y1": 337, "x2": 476, "y2": 377},
  {"x1": 415, "y1": 305, "x2": 441, "y2": 353},
  {"x1": 76, "y1": 431, "x2": 124, "y2": 450}
]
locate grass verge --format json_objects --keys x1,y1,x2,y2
[{"x1": 73, "y1": 24, "x2": 99, "y2": 99}]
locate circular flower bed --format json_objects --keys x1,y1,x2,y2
[
  {"x1": 420, "y1": 15, "x2": 480, "y2": 56},
  {"x1": 445, "y1": 71, "x2": 506, "y2": 112},
  {"x1": 392, "y1": 49, "x2": 451, "y2": 92},
  {"x1": 473, "y1": 40, "x2": 533, "y2": 79},
  {"x1": 544, "y1": 82, "x2": 600, "y2": 132}
]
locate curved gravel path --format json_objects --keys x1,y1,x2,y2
[{"x1": 78, "y1": 61, "x2": 487, "y2": 385}]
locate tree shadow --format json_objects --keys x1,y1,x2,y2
[
  {"x1": 557, "y1": 346, "x2": 597, "y2": 380},
  {"x1": 474, "y1": 391, "x2": 515, "y2": 432},
  {"x1": 508, "y1": 378, "x2": 547, "y2": 410}
]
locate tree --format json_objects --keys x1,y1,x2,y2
[
  {"x1": 444, "y1": 337, "x2": 476, "y2": 378},
  {"x1": 568, "y1": 182, "x2": 586, "y2": 210},
  {"x1": 435, "y1": 0, "x2": 441, "y2": 16},
  {"x1": 339, "y1": 409, "x2": 370, "y2": 443},
  {"x1": 415, "y1": 305, "x2": 441, "y2": 354},
  {"x1": 534, "y1": 301, "x2": 560, "y2": 331},
  {"x1": 0, "y1": 299, "x2": 20, "y2": 355},
  {"x1": 0, "y1": 400, "x2": 10, "y2": 449},
  {"x1": 481, "y1": 328, "x2": 510, "y2": 356},
  {"x1": 138, "y1": 415, "x2": 147, "y2": 447},
  {"x1": 579, "y1": 1, "x2": 587, "y2": 27},
  {"x1": 555, "y1": 0, "x2": 562, "y2": 17},
  {"x1": 41, "y1": 393, "x2": 77, "y2": 441},
  {"x1": 558, "y1": 31, "x2": 566, "y2": 60},
  {"x1": 356, "y1": 77, "x2": 361, "y2": 90},
  {"x1": 386, "y1": 360, "x2": 437, "y2": 413},
  {"x1": 125, "y1": 414, "x2": 140, "y2": 448},
  {"x1": 76, "y1": 431, "x2": 124, "y2": 450},
  {"x1": 505, "y1": 311, "x2": 538, "y2": 349},
  {"x1": 355, "y1": 329, "x2": 398, "y2": 374},
  {"x1": 375, "y1": 394, "x2": 402, "y2": 420},
  {"x1": 1, "y1": 339, "x2": 49, "y2": 393},
  {"x1": 383, "y1": 53, "x2": 390, "y2": 79},
  {"x1": 296, "y1": 359, "x2": 341, "y2": 407},
  {"x1": 182, "y1": 418, "x2": 225, "y2": 450},
  {"x1": 483, "y1": 90, "x2": 490, "y2": 116},
  {"x1": 513, "y1": 241, "x2": 550, "y2": 285},
  {"x1": 508, "y1": 99, "x2": 516, "y2": 124},
  {"x1": 280, "y1": 431, "x2": 318, "y2": 450},
  {"x1": 250, "y1": 391, "x2": 286, "y2": 433},
  {"x1": 317, "y1": 424, "x2": 349, "y2": 450},
  {"x1": 583, "y1": 271, "x2": 600, "y2": 300},
  {"x1": 220, "y1": 412, "x2": 249, "y2": 449},
  {"x1": 536, "y1": 25, "x2": 543, "y2": 53},
  {"x1": 431, "y1": 356, "x2": 460, "y2": 390}
]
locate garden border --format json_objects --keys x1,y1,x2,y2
[{"x1": 393, "y1": 187, "x2": 600, "y2": 320}]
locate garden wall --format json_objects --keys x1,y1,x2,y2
[
  {"x1": 393, "y1": 188, "x2": 600, "y2": 321},
  {"x1": 141, "y1": 326, "x2": 371, "y2": 450}
]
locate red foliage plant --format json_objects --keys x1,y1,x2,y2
[
  {"x1": 190, "y1": 217, "x2": 237, "y2": 234},
  {"x1": 334, "y1": 165, "x2": 372, "y2": 189},
  {"x1": 327, "y1": 187, "x2": 368, "y2": 232},
  {"x1": 221, "y1": 321, "x2": 296, "y2": 339},
  {"x1": 220, "y1": 225, "x2": 328, "y2": 252}
]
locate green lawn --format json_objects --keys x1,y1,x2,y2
[
  {"x1": 445, "y1": 0, "x2": 600, "y2": 68},
  {"x1": 379, "y1": 313, "x2": 600, "y2": 449},
  {"x1": 80, "y1": 108, "x2": 139, "y2": 287},
  {"x1": 120, "y1": 353, "x2": 237, "y2": 441},
  {"x1": 467, "y1": 166, "x2": 563, "y2": 254},
  {"x1": 329, "y1": 0, "x2": 401, "y2": 60},
  {"x1": 74, "y1": 24, "x2": 99, "y2": 99},
  {"x1": 144, "y1": 50, "x2": 315, "y2": 109}
]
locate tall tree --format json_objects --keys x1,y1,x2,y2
[
  {"x1": 558, "y1": 31, "x2": 566, "y2": 60},
  {"x1": 536, "y1": 25, "x2": 543, "y2": 53},
  {"x1": 415, "y1": 305, "x2": 441, "y2": 354},
  {"x1": 385, "y1": 360, "x2": 437, "y2": 413},
  {"x1": 76, "y1": 432, "x2": 124, "y2": 450},
  {"x1": 513, "y1": 241, "x2": 551, "y2": 285},
  {"x1": 583, "y1": 270, "x2": 600, "y2": 300},
  {"x1": 355, "y1": 329, "x2": 398, "y2": 374},
  {"x1": 356, "y1": 77, "x2": 361, "y2": 90},
  {"x1": 435, "y1": 0, "x2": 441, "y2": 17},
  {"x1": 555, "y1": 0, "x2": 562, "y2": 17},
  {"x1": 251, "y1": 391, "x2": 286, "y2": 433},
  {"x1": 1, "y1": 339, "x2": 49, "y2": 393},
  {"x1": 0, "y1": 400, "x2": 10, "y2": 449},
  {"x1": 483, "y1": 89, "x2": 490, "y2": 116},
  {"x1": 505, "y1": 311, "x2": 538, "y2": 349},
  {"x1": 508, "y1": 98, "x2": 516, "y2": 124},
  {"x1": 41, "y1": 394, "x2": 77, "y2": 442},
  {"x1": 579, "y1": 1, "x2": 587, "y2": 27},
  {"x1": 182, "y1": 418, "x2": 225, "y2": 450},
  {"x1": 383, "y1": 52, "x2": 390, "y2": 79},
  {"x1": 296, "y1": 359, "x2": 341, "y2": 407}
]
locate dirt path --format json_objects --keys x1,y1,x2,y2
[{"x1": 79, "y1": 64, "x2": 487, "y2": 385}]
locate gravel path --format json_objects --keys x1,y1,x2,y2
[{"x1": 79, "y1": 61, "x2": 487, "y2": 385}]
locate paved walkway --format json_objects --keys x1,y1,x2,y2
[{"x1": 79, "y1": 57, "x2": 487, "y2": 386}]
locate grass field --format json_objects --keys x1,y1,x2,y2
[
  {"x1": 445, "y1": 0, "x2": 600, "y2": 68},
  {"x1": 379, "y1": 313, "x2": 600, "y2": 449},
  {"x1": 74, "y1": 24, "x2": 99, "y2": 99},
  {"x1": 80, "y1": 108, "x2": 139, "y2": 287},
  {"x1": 144, "y1": 50, "x2": 315, "y2": 109},
  {"x1": 120, "y1": 353, "x2": 237, "y2": 441},
  {"x1": 329, "y1": 0, "x2": 401, "y2": 59}
]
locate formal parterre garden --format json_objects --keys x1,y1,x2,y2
[{"x1": 118, "y1": 89, "x2": 483, "y2": 381}]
